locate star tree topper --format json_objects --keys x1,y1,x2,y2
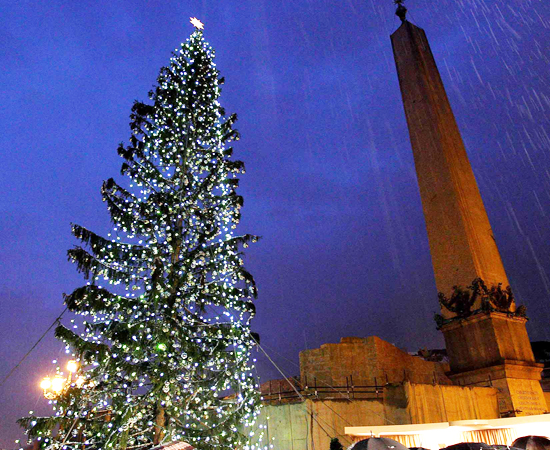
[{"x1": 190, "y1": 17, "x2": 204, "y2": 30}]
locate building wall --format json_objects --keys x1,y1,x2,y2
[
  {"x1": 309, "y1": 399, "x2": 388, "y2": 449},
  {"x1": 252, "y1": 382, "x2": 499, "y2": 450},
  {"x1": 251, "y1": 402, "x2": 308, "y2": 450},
  {"x1": 404, "y1": 382, "x2": 499, "y2": 423},
  {"x1": 252, "y1": 399, "x2": 388, "y2": 450},
  {"x1": 252, "y1": 338, "x2": 500, "y2": 449},
  {"x1": 544, "y1": 392, "x2": 550, "y2": 411},
  {"x1": 299, "y1": 336, "x2": 452, "y2": 388}
]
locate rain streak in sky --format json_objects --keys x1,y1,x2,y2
[{"x1": 1, "y1": 0, "x2": 550, "y2": 446}]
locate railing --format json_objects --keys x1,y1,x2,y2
[
  {"x1": 260, "y1": 370, "x2": 479, "y2": 403},
  {"x1": 261, "y1": 376, "x2": 389, "y2": 402}
]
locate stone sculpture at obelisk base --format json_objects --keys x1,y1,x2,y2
[{"x1": 390, "y1": 9, "x2": 546, "y2": 416}]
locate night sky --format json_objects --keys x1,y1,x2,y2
[{"x1": 2, "y1": 0, "x2": 550, "y2": 447}]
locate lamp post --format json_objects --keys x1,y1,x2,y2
[{"x1": 40, "y1": 360, "x2": 85, "y2": 399}]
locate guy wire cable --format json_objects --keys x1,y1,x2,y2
[{"x1": 0, "y1": 307, "x2": 68, "y2": 389}]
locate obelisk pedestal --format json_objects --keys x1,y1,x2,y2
[{"x1": 391, "y1": 20, "x2": 546, "y2": 416}]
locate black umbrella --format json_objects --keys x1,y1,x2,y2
[
  {"x1": 352, "y1": 438, "x2": 409, "y2": 450},
  {"x1": 492, "y1": 446, "x2": 523, "y2": 450},
  {"x1": 442, "y1": 443, "x2": 494, "y2": 450},
  {"x1": 512, "y1": 436, "x2": 550, "y2": 450}
]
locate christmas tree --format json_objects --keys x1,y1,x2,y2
[{"x1": 20, "y1": 18, "x2": 262, "y2": 450}]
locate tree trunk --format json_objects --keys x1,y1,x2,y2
[{"x1": 154, "y1": 402, "x2": 165, "y2": 445}]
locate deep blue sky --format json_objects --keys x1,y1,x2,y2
[{"x1": 2, "y1": 0, "x2": 550, "y2": 447}]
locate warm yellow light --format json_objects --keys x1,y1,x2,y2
[
  {"x1": 40, "y1": 377, "x2": 52, "y2": 390},
  {"x1": 67, "y1": 360, "x2": 78, "y2": 373},
  {"x1": 51, "y1": 376, "x2": 65, "y2": 393},
  {"x1": 75, "y1": 376, "x2": 85, "y2": 388}
]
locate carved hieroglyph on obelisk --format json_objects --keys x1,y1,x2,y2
[{"x1": 390, "y1": 2, "x2": 546, "y2": 416}]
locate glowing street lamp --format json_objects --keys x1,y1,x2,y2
[
  {"x1": 40, "y1": 377, "x2": 52, "y2": 390},
  {"x1": 67, "y1": 360, "x2": 78, "y2": 373},
  {"x1": 51, "y1": 376, "x2": 65, "y2": 394},
  {"x1": 41, "y1": 360, "x2": 83, "y2": 399}
]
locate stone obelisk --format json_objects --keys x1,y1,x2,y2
[{"x1": 390, "y1": 2, "x2": 546, "y2": 416}]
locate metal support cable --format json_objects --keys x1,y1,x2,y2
[
  {"x1": 0, "y1": 307, "x2": 68, "y2": 389},
  {"x1": 251, "y1": 336, "x2": 304, "y2": 401}
]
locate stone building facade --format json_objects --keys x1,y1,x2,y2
[{"x1": 251, "y1": 336, "x2": 515, "y2": 450}]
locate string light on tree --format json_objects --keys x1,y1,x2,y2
[{"x1": 20, "y1": 20, "x2": 265, "y2": 450}]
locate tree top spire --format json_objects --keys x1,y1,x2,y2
[{"x1": 190, "y1": 17, "x2": 204, "y2": 30}]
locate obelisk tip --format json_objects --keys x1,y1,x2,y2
[{"x1": 394, "y1": 0, "x2": 408, "y2": 23}]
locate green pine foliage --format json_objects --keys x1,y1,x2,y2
[{"x1": 19, "y1": 27, "x2": 262, "y2": 450}]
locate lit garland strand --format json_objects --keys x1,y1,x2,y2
[{"x1": 19, "y1": 25, "x2": 266, "y2": 450}]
